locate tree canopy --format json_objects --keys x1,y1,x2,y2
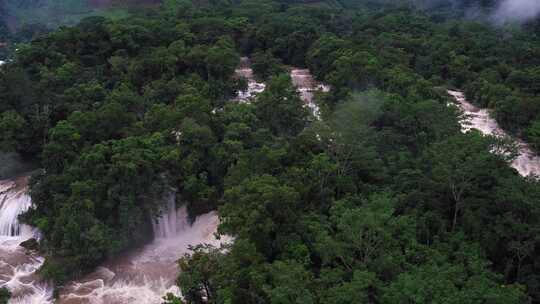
[{"x1": 0, "y1": 0, "x2": 539, "y2": 303}]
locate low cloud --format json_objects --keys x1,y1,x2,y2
[
  {"x1": 492, "y1": 0, "x2": 540, "y2": 24},
  {"x1": 414, "y1": 0, "x2": 540, "y2": 25}
]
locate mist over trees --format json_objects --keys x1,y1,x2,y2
[
  {"x1": 344, "y1": 0, "x2": 540, "y2": 24},
  {"x1": 493, "y1": 0, "x2": 540, "y2": 23}
]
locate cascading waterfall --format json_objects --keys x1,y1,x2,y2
[
  {"x1": 151, "y1": 193, "x2": 187, "y2": 239},
  {"x1": 448, "y1": 90, "x2": 540, "y2": 177},
  {"x1": 290, "y1": 69, "x2": 330, "y2": 119},
  {"x1": 0, "y1": 177, "x2": 53, "y2": 304},
  {"x1": 234, "y1": 57, "x2": 266, "y2": 102},
  {"x1": 1, "y1": 176, "x2": 227, "y2": 304},
  {"x1": 58, "y1": 193, "x2": 228, "y2": 304},
  {"x1": 232, "y1": 57, "x2": 330, "y2": 119},
  {"x1": 0, "y1": 181, "x2": 32, "y2": 238}
]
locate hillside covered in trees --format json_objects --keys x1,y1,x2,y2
[{"x1": 1, "y1": 0, "x2": 540, "y2": 303}]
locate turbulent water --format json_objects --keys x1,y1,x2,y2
[
  {"x1": 234, "y1": 57, "x2": 265, "y2": 103},
  {"x1": 57, "y1": 195, "x2": 227, "y2": 304},
  {"x1": 234, "y1": 57, "x2": 330, "y2": 118},
  {"x1": 0, "y1": 176, "x2": 53, "y2": 304},
  {"x1": 289, "y1": 69, "x2": 330, "y2": 119},
  {"x1": 448, "y1": 90, "x2": 540, "y2": 177},
  {"x1": 0, "y1": 176, "x2": 227, "y2": 304}
]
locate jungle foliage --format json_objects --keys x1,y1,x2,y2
[{"x1": 0, "y1": 0, "x2": 539, "y2": 303}]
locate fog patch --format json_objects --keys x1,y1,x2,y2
[{"x1": 492, "y1": 0, "x2": 540, "y2": 24}]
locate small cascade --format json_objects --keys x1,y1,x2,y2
[
  {"x1": 290, "y1": 69, "x2": 330, "y2": 119},
  {"x1": 234, "y1": 57, "x2": 266, "y2": 103},
  {"x1": 0, "y1": 180, "x2": 32, "y2": 238},
  {"x1": 0, "y1": 177, "x2": 53, "y2": 304},
  {"x1": 448, "y1": 90, "x2": 540, "y2": 177},
  {"x1": 151, "y1": 193, "x2": 187, "y2": 239},
  {"x1": 233, "y1": 59, "x2": 330, "y2": 113}
]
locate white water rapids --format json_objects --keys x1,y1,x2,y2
[
  {"x1": 57, "y1": 195, "x2": 228, "y2": 304},
  {"x1": 0, "y1": 176, "x2": 53, "y2": 304},
  {"x1": 0, "y1": 177, "x2": 227, "y2": 304},
  {"x1": 448, "y1": 90, "x2": 540, "y2": 177},
  {"x1": 290, "y1": 69, "x2": 330, "y2": 119},
  {"x1": 234, "y1": 57, "x2": 329, "y2": 118},
  {"x1": 234, "y1": 57, "x2": 266, "y2": 103}
]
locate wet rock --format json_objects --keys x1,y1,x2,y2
[{"x1": 20, "y1": 238, "x2": 39, "y2": 251}]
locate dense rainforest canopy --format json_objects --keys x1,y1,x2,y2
[{"x1": 1, "y1": 0, "x2": 540, "y2": 303}]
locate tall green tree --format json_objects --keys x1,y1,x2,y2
[{"x1": 254, "y1": 74, "x2": 308, "y2": 137}]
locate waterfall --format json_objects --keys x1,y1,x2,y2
[
  {"x1": 0, "y1": 177, "x2": 53, "y2": 304},
  {"x1": 58, "y1": 193, "x2": 228, "y2": 304},
  {"x1": 290, "y1": 68, "x2": 330, "y2": 119},
  {"x1": 151, "y1": 193, "x2": 188, "y2": 239},
  {"x1": 233, "y1": 58, "x2": 330, "y2": 111},
  {"x1": 234, "y1": 57, "x2": 266, "y2": 103},
  {"x1": 0, "y1": 178, "x2": 32, "y2": 240},
  {"x1": 0, "y1": 178, "x2": 228, "y2": 304}
]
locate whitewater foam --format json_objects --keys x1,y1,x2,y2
[
  {"x1": 448, "y1": 90, "x2": 540, "y2": 177},
  {"x1": 58, "y1": 196, "x2": 229, "y2": 304},
  {"x1": 0, "y1": 177, "x2": 53, "y2": 304},
  {"x1": 290, "y1": 68, "x2": 330, "y2": 119}
]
